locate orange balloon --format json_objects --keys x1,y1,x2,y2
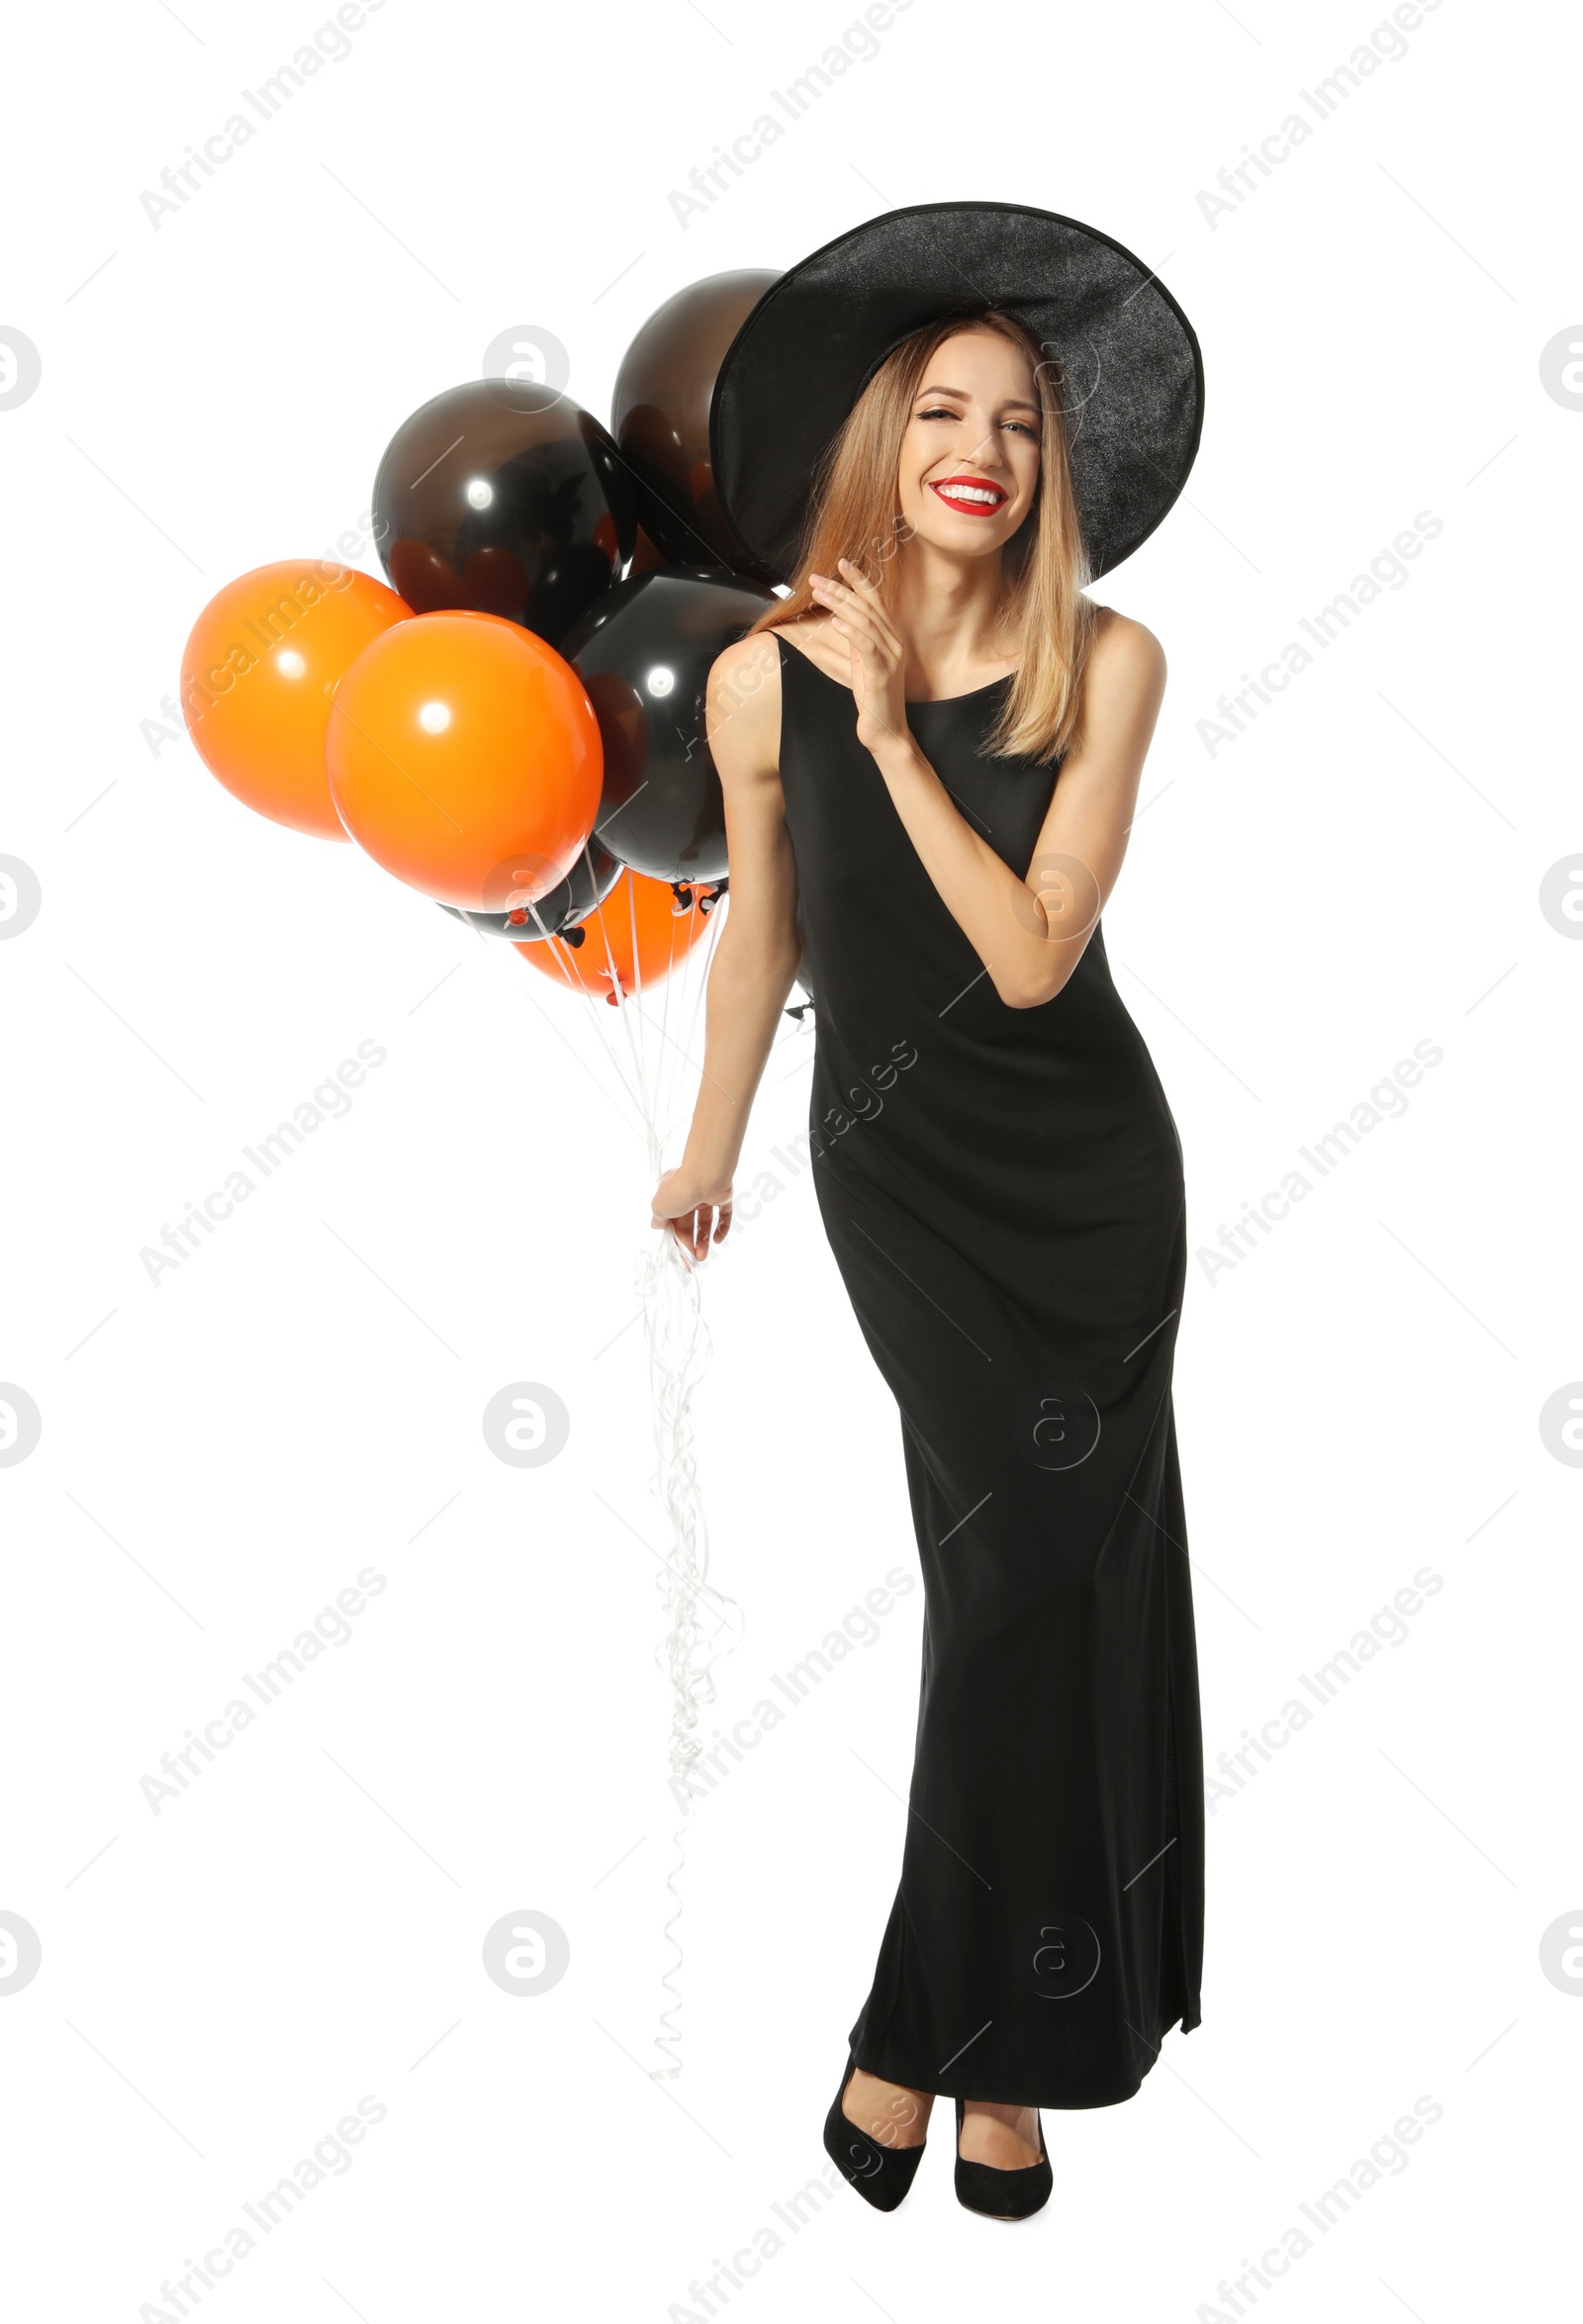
[
  {"x1": 181, "y1": 561, "x2": 412, "y2": 840},
  {"x1": 516, "y1": 870, "x2": 716, "y2": 1004},
  {"x1": 326, "y1": 611, "x2": 603, "y2": 909}
]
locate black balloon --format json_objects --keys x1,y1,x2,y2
[
  {"x1": 610, "y1": 271, "x2": 780, "y2": 580},
  {"x1": 372, "y1": 384, "x2": 636, "y2": 647},
  {"x1": 562, "y1": 568, "x2": 775, "y2": 884},
  {"x1": 436, "y1": 840, "x2": 622, "y2": 941}
]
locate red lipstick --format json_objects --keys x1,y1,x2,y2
[{"x1": 928, "y1": 474, "x2": 1009, "y2": 517}]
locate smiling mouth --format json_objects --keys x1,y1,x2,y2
[{"x1": 928, "y1": 476, "x2": 1009, "y2": 516}]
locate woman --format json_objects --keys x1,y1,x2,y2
[{"x1": 650, "y1": 204, "x2": 1205, "y2": 2222}]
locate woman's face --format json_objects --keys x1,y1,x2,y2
[{"x1": 894, "y1": 327, "x2": 1044, "y2": 559}]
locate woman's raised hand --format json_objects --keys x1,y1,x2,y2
[
  {"x1": 809, "y1": 558, "x2": 908, "y2": 756},
  {"x1": 650, "y1": 1163, "x2": 734, "y2": 1261}
]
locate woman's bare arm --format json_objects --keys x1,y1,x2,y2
[
  {"x1": 811, "y1": 561, "x2": 1167, "y2": 1009},
  {"x1": 649, "y1": 632, "x2": 802, "y2": 1257}
]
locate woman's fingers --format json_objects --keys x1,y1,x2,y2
[
  {"x1": 835, "y1": 558, "x2": 900, "y2": 642},
  {"x1": 835, "y1": 554, "x2": 884, "y2": 604},
  {"x1": 666, "y1": 1204, "x2": 714, "y2": 1260},
  {"x1": 814, "y1": 592, "x2": 889, "y2": 669},
  {"x1": 812, "y1": 589, "x2": 901, "y2": 685},
  {"x1": 833, "y1": 615, "x2": 879, "y2": 667},
  {"x1": 811, "y1": 568, "x2": 880, "y2": 621},
  {"x1": 812, "y1": 569, "x2": 888, "y2": 639},
  {"x1": 650, "y1": 1171, "x2": 733, "y2": 1261}
]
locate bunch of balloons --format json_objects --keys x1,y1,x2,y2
[
  {"x1": 181, "y1": 276, "x2": 787, "y2": 2085},
  {"x1": 179, "y1": 270, "x2": 782, "y2": 1003}
]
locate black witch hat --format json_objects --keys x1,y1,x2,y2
[{"x1": 709, "y1": 201, "x2": 1203, "y2": 584}]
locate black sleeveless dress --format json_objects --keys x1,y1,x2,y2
[{"x1": 775, "y1": 632, "x2": 1203, "y2": 2109}]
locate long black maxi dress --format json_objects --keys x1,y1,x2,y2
[{"x1": 775, "y1": 631, "x2": 1203, "y2": 2110}]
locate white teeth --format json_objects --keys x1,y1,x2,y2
[{"x1": 938, "y1": 483, "x2": 1001, "y2": 505}]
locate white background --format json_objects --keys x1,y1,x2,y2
[{"x1": 2, "y1": 0, "x2": 1577, "y2": 2316}]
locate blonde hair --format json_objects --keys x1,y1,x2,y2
[{"x1": 750, "y1": 310, "x2": 1093, "y2": 763}]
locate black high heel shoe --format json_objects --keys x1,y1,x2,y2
[
  {"x1": 822, "y1": 2055, "x2": 930, "y2": 2212},
  {"x1": 953, "y1": 2098, "x2": 1053, "y2": 2219}
]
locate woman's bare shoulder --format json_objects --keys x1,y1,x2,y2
[
  {"x1": 708, "y1": 629, "x2": 783, "y2": 726},
  {"x1": 1084, "y1": 601, "x2": 1166, "y2": 688},
  {"x1": 706, "y1": 628, "x2": 786, "y2": 781},
  {"x1": 709, "y1": 627, "x2": 780, "y2": 693}
]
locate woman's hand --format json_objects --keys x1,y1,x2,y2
[
  {"x1": 650, "y1": 1163, "x2": 734, "y2": 1261},
  {"x1": 809, "y1": 558, "x2": 908, "y2": 756}
]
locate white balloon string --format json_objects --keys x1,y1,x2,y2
[
  {"x1": 626, "y1": 868, "x2": 650, "y2": 1107},
  {"x1": 516, "y1": 862, "x2": 740, "y2": 2080},
  {"x1": 603, "y1": 877, "x2": 652, "y2": 1116},
  {"x1": 635, "y1": 1185, "x2": 742, "y2": 2077},
  {"x1": 515, "y1": 973, "x2": 648, "y2": 1142},
  {"x1": 526, "y1": 906, "x2": 648, "y2": 1129}
]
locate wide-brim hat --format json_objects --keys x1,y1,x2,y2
[{"x1": 709, "y1": 201, "x2": 1203, "y2": 584}]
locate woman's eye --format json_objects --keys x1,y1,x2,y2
[{"x1": 916, "y1": 407, "x2": 1036, "y2": 434}]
